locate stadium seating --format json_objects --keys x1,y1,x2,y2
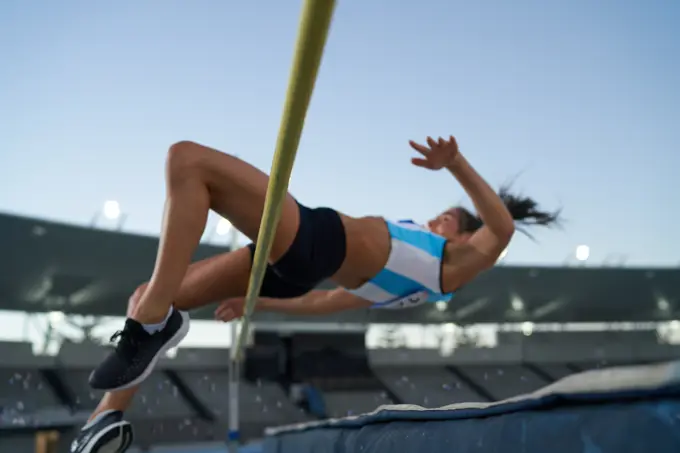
[
  {"x1": 374, "y1": 365, "x2": 488, "y2": 406},
  {"x1": 1, "y1": 336, "x2": 678, "y2": 453}
]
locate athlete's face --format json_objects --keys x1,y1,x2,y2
[{"x1": 427, "y1": 208, "x2": 463, "y2": 240}]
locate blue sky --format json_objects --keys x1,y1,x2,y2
[{"x1": 1, "y1": 0, "x2": 679, "y2": 267}]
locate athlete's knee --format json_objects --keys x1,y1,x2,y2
[
  {"x1": 166, "y1": 140, "x2": 207, "y2": 179},
  {"x1": 166, "y1": 140, "x2": 239, "y2": 187},
  {"x1": 127, "y1": 283, "x2": 148, "y2": 317}
]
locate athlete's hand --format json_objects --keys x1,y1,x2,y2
[
  {"x1": 409, "y1": 136, "x2": 460, "y2": 170},
  {"x1": 214, "y1": 298, "x2": 246, "y2": 322}
]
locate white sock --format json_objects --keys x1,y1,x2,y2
[
  {"x1": 141, "y1": 306, "x2": 174, "y2": 334},
  {"x1": 82, "y1": 409, "x2": 116, "y2": 430}
]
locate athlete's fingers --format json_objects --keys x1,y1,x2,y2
[
  {"x1": 411, "y1": 157, "x2": 433, "y2": 168},
  {"x1": 426, "y1": 136, "x2": 438, "y2": 149},
  {"x1": 216, "y1": 308, "x2": 236, "y2": 322},
  {"x1": 214, "y1": 304, "x2": 227, "y2": 319},
  {"x1": 215, "y1": 309, "x2": 233, "y2": 322},
  {"x1": 409, "y1": 140, "x2": 430, "y2": 155},
  {"x1": 215, "y1": 301, "x2": 237, "y2": 321}
]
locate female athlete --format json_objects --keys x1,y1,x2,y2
[{"x1": 72, "y1": 135, "x2": 558, "y2": 453}]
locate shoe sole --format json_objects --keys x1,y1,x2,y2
[
  {"x1": 79, "y1": 421, "x2": 133, "y2": 453},
  {"x1": 101, "y1": 311, "x2": 190, "y2": 392}
]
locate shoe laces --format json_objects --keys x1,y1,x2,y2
[{"x1": 109, "y1": 321, "x2": 145, "y2": 357}]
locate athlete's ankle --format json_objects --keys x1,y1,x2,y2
[
  {"x1": 131, "y1": 305, "x2": 175, "y2": 333},
  {"x1": 85, "y1": 409, "x2": 117, "y2": 426},
  {"x1": 131, "y1": 304, "x2": 173, "y2": 325}
]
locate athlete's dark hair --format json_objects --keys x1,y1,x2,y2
[{"x1": 457, "y1": 184, "x2": 561, "y2": 239}]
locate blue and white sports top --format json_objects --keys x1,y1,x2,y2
[{"x1": 347, "y1": 220, "x2": 454, "y2": 309}]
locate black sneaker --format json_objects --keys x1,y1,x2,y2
[
  {"x1": 89, "y1": 309, "x2": 189, "y2": 391},
  {"x1": 70, "y1": 410, "x2": 133, "y2": 453}
]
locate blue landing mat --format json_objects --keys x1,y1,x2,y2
[{"x1": 263, "y1": 361, "x2": 680, "y2": 453}]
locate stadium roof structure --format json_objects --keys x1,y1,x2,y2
[{"x1": 1, "y1": 212, "x2": 678, "y2": 324}]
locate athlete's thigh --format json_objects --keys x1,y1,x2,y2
[
  {"x1": 186, "y1": 141, "x2": 300, "y2": 262},
  {"x1": 173, "y1": 248, "x2": 253, "y2": 310}
]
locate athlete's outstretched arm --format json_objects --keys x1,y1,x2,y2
[
  {"x1": 410, "y1": 136, "x2": 515, "y2": 249},
  {"x1": 410, "y1": 136, "x2": 515, "y2": 290},
  {"x1": 214, "y1": 288, "x2": 372, "y2": 321},
  {"x1": 446, "y1": 155, "x2": 515, "y2": 243},
  {"x1": 441, "y1": 153, "x2": 516, "y2": 290}
]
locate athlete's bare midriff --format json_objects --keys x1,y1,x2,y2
[
  {"x1": 331, "y1": 214, "x2": 391, "y2": 290},
  {"x1": 332, "y1": 214, "x2": 461, "y2": 294}
]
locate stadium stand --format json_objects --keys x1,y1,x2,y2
[
  {"x1": 374, "y1": 365, "x2": 488, "y2": 405},
  {"x1": 2, "y1": 331, "x2": 679, "y2": 452}
]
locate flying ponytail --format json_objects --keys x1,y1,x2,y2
[{"x1": 458, "y1": 184, "x2": 561, "y2": 239}]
